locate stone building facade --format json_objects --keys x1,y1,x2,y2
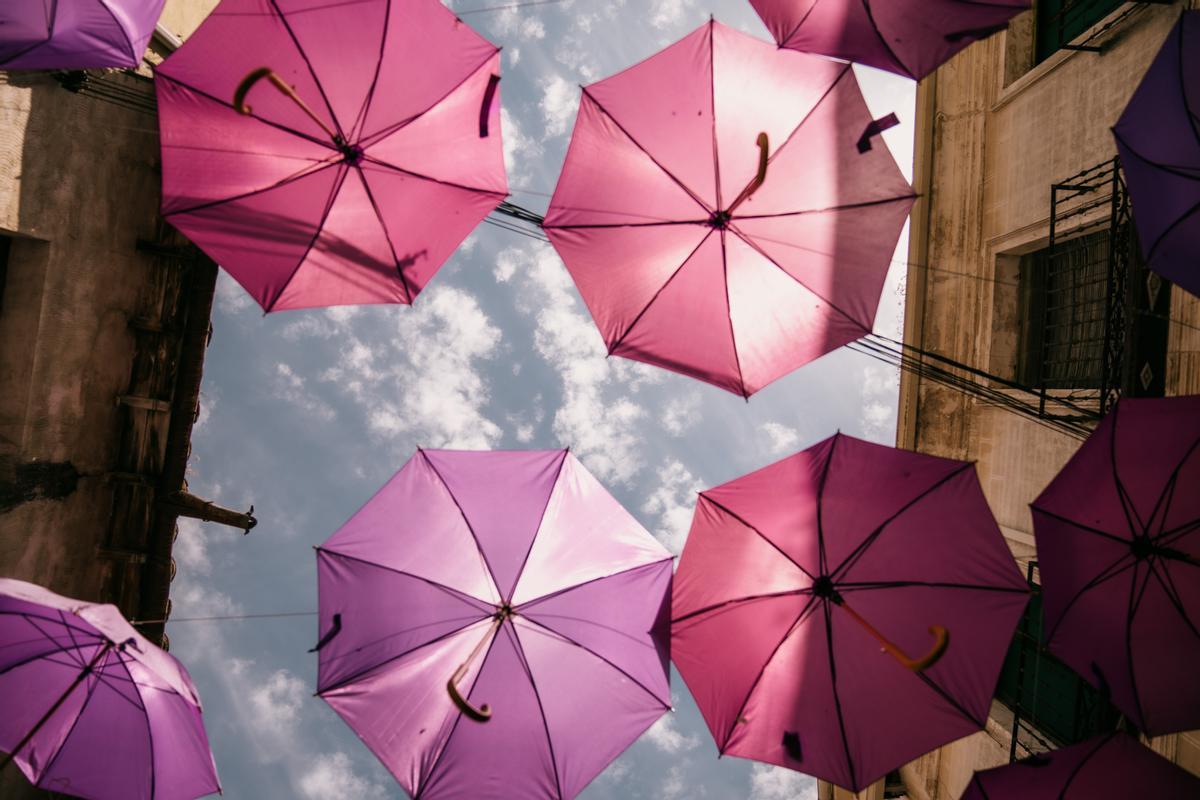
[{"x1": 820, "y1": 2, "x2": 1200, "y2": 800}]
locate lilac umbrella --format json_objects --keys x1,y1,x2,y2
[
  {"x1": 0, "y1": 578, "x2": 220, "y2": 799},
  {"x1": 1113, "y1": 11, "x2": 1200, "y2": 298},
  {"x1": 671, "y1": 434, "x2": 1029, "y2": 791},
  {"x1": 1031, "y1": 396, "x2": 1200, "y2": 736},
  {"x1": 315, "y1": 449, "x2": 673, "y2": 799},
  {"x1": 960, "y1": 732, "x2": 1200, "y2": 799},
  {"x1": 748, "y1": 0, "x2": 1030, "y2": 80},
  {"x1": 154, "y1": 0, "x2": 506, "y2": 312},
  {"x1": 0, "y1": 0, "x2": 166, "y2": 69}
]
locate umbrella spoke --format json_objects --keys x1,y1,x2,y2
[
  {"x1": 1044, "y1": 551, "x2": 1138, "y2": 646},
  {"x1": 504, "y1": 624, "x2": 564, "y2": 799},
  {"x1": 836, "y1": 580, "x2": 1029, "y2": 594},
  {"x1": 1030, "y1": 506, "x2": 1128, "y2": 546},
  {"x1": 698, "y1": 492, "x2": 817, "y2": 581},
  {"x1": 1109, "y1": 403, "x2": 1147, "y2": 536},
  {"x1": 1145, "y1": 434, "x2": 1200, "y2": 538},
  {"x1": 264, "y1": 0, "x2": 345, "y2": 141},
  {"x1": 823, "y1": 600, "x2": 859, "y2": 790},
  {"x1": 1125, "y1": 562, "x2": 1154, "y2": 728},
  {"x1": 671, "y1": 588, "x2": 813, "y2": 630},
  {"x1": 418, "y1": 449, "x2": 502, "y2": 598},
  {"x1": 1146, "y1": 561, "x2": 1200, "y2": 642}
]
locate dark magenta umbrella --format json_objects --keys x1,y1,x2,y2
[
  {"x1": 671, "y1": 434, "x2": 1029, "y2": 791},
  {"x1": 748, "y1": 0, "x2": 1030, "y2": 80},
  {"x1": 1031, "y1": 396, "x2": 1200, "y2": 736},
  {"x1": 961, "y1": 732, "x2": 1200, "y2": 799},
  {"x1": 0, "y1": 0, "x2": 166, "y2": 69},
  {"x1": 544, "y1": 20, "x2": 914, "y2": 397},
  {"x1": 155, "y1": 0, "x2": 506, "y2": 312},
  {"x1": 315, "y1": 449, "x2": 673, "y2": 799},
  {"x1": 1113, "y1": 11, "x2": 1200, "y2": 299},
  {"x1": 0, "y1": 579, "x2": 220, "y2": 799}
]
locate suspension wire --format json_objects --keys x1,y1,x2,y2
[
  {"x1": 130, "y1": 611, "x2": 317, "y2": 626},
  {"x1": 455, "y1": 0, "x2": 570, "y2": 15}
]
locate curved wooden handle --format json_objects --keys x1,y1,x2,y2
[
  {"x1": 895, "y1": 625, "x2": 949, "y2": 672},
  {"x1": 447, "y1": 662, "x2": 492, "y2": 722},
  {"x1": 725, "y1": 132, "x2": 770, "y2": 215},
  {"x1": 234, "y1": 67, "x2": 276, "y2": 115}
]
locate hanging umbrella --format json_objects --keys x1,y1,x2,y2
[
  {"x1": 1031, "y1": 395, "x2": 1200, "y2": 736},
  {"x1": 0, "y1": 578, "x2": 220, "y2": 799},
  {"x1": 1113, "y1": 11, "x2": 1200, "y2": 299},
  {"x1": 671, "y1": 433, "x2": 1029, "y2": 791},
  {"x1": 0, "y1": 0, "x2": 166, "y2": 69},
  {"x1": 154, "y1": 0, "x2": 506, "y2": 313},
  {"x1": 961, "y1": 732, "x2": 1200, "y2": 799},
  {"x1": 543, "y1": 20, "x2": 915, "y2": 397},
  {"x1": 748, "y1": 0, "x2": 1030, "y2": 81},
  {"x1": 314, "y1": 449, "x2": 673, "y2": 799}
]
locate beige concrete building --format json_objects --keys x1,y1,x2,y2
[
  {"x1": 0, "y1": 2, "x2": 245, "y2": 797},
  {"x1": 818, "y1": 2, "x2": 1200, "y2": 799}
]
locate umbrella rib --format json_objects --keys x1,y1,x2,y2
[
  {"x1": 969, "y1": 774, "x2": 992, "y2": 800},
  {"x1": 1030, "y1": 506, "x2": 1128, "y2": 546},
  {"x1": 1108, "y1": 401, "x2": 1146, "y2": 536},
  {"x1": 912, "y1": 670, "x2": 984, "y2": 727},
  {"x1": 163, "y1": 158, "x2": 340, "y2": 218},
  {"x1": 0, "y1": 0, "x2": 56, "y2": 68},
  {"x1": 418, "y1": 449, "x2": 503, "y2": 601},
  {"x1": 358, "y1": 49, "x2": 501, "y2": 148},
  {"x1": 518, "y1": 615, "x2": 670, "y2": 710},
  {"x1": 607, "y1": 229, "x2": 715, "y2": 355},
  {"x1": 1042, "y1": 552, "x2": 1138, "y2": 646},
  {"x1": 1111, "y1": 129, "x2": 1200, "y2": 184},
  {"x1": 516, "y1": 559, "x2": 674, "y2": 611},
  {"x1": 816, "y1": 435, "x2": 838, "y2": 575},
  {"x1": 1159, "y1": 518, "x2": 1200, "y2": 548},
  {"x1": 506, "y1": 450, "x2": 569, "y2": 603},
  {"x1": 720, "y1": 593, "x2": 822, "y2": 752},
  {"x1": 543, "y1": 219, "x2": 710, "y2": 230},
  {"x1": 730, "y1": 193, "x2": 919, "y2": 222},
  {"x1": 1148, "y1": 560, "x2": 1200, "y2": 642},
  {"x1": 778, "y1": 0, "x2": 822, "y2": 50},
  {"x1": 830, "y1": 463, "x2": 974, "y2": 582},
  {"x1": 672, "y1": 588, "x2": 813, "y2": 629},
  {"x1": 129, "y1": 652, "x2": 158, "y2": 800},
  {"x1": 699, "y1": 493, "x2": 817, "y2": 581},
  {"x1": 0, "y1": 641, "x2": 102, "y2": 680},
  {"x1": 823, "y1": 599, "x2": 860, "y2": 790},
  {"x1": 1125, "y1": 563, "x2": 1154, "y2": 735},
  {"x1": 317, "y1": 547, "x2": 497, "y2": 612},
  {"x1": 264, "y1": 163, "x2": 352, "y2": 311},
  {"x1": 507, "y1": 624, "x2": 566, "y2": 799},
  {"x1": 708, "y1": 19, "x2": 723, "y2": 211},
  {"x1": 1177, "y1": 15, "x2": 1200, "y2": 154},
  {"x1": 1147, "y1": 433, "x2": 1200, "y2": 539},
  {"x1": 1145, "y1": 194, "x2": 1200, "y2": 265},
  {"x1": 1057, "y1": 732, "x2": 1118, "y2": 799},
  {"x1": 359, "y1": 155, "x2": 507, "y2": 199},
  {"x1": 719, "y1": 231, "x2": 750, "y2": 397},
  {"x1": 34, "y1": 647, "x2": 107, "y2": 787},
  {"x1": 352, "y1": 164, "x2": 415, "y2": 303},
  {"x1": 346, "y1": 0, "x2": 391, "y2": 141},
  {"x1": 266, "y1": 0, "x2": 345, "y2": 141},
  {"x1": 836, "y1": 580, "x2": 1029, "y2": 594},
  {"x1": 95, "y1": 0, "x2": 136, "y2": 65},
  {"x1": 860, "y1": 0, "x2": 917, "y2": 79},
  {"x1": 57, "y1": 609, "x2": 84, "y2": 665},
  {"x1": 581, "y1": 87, "x2": 714, "y2": 215}
]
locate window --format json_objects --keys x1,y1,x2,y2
[
  {"x1": 994, "y1": 588, "x2": 1122, "y2": 756},
  {"x1": 1036, "y1": 0, "x2": 1125, "y2": 62},
  {"x1": 0, "y1": 235, "x2": 10, "y2": 312}
]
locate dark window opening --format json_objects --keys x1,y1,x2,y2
[
  {"x1": 0, "y1": 235, "x2": 10, "y2": 313},
  {"x1": 1036, "y1": 0, "x2": 1125, "y2": 62}
]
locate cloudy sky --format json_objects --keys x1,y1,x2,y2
[{"x1": 168, "y1": 0, "x2": 916, "y2": 797}]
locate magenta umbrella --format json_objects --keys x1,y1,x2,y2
[
  {"x1": 1031, "y1": 396, "x2": 1200, "y2": 736},
  {"x1": 154, "y1": 0, "x2": 506, "y2": 312},
  {"x1": 748, "y1": 0, "x2": 1030, "y2": 80},
  {"x1": 0, "y1": 0, "x2": 167, "y2": 69},
  {"x1": 671, "y1": 434, "x2": 1029, "y2": 791},
  {"x1": 544, "y1": 20, "x2": 914, "y2": 397},
  {"x1": 314, "y1": 449, "x2": 673, "y2": 799},
  {"x1": 960, "y1": 732, "x2": 1200, "y2": 799},
  {"x1": 0, "y1": 578, "x2": 220, "y2": 799}
]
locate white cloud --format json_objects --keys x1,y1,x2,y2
[
  {"x1": 660, "y1": 763, "x2": 691, "y2": 800},
  {"x1": 650, "y1": 0, "x2": 698, "y2": 29},
  {"x1": 540, "y1": 74, "x2": 577, "y2": 138},
  {"x1": 760, "y1": 421, "x2": 801, "y2": 455},
  {"x1": 660, "y1": 391, "x2": 703, "y2": 436},
  {"x1": 642, "y1": 459, "x2": 703, "y2": 554},
  {"x1": 643, "y1": 712, "x2": 700, "y2": 754},
  {"x1": 501, "y1": 105, "x2": 543, "y2": 186},
  {"x1": 298, "y1": 753, "x2": 388, "y2": 800},
  {"x1": 246, "y1": 668, "x2": 307, "y2": 738},
  {"x1": 214, "y1": 270, "x2": 255, "y2": 314},
  {"x1": 860, "y1": 363, "x2": 900, "y2": 441},
  {"x1": 273, "y1": 362, "x2": 336, "y2": 421},
  {"x1": 748, "y1": 763, "x2": 818, "y2": 800}
]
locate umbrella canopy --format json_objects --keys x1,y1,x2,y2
[
  {"x1": 315, "y1": 449, "x2": 673, "y2": 799},
  {"x1": 544, "y1": 20, "x2": 915, "y2": 397},
  {"x1": 0, "y1": 0, "x2": 166, "y2": 69},
  {"x1": 671, "y1": 433, "x2": 1029, "y2": 791},
  {"x1": 748, "y1": 0, "x2": 1030, "y2": 81},
  {"x1": 154, "y1": 0, "x2": 506, "y2": 313},
  {"x1": 1113, "y1": 11, "x2": 1200, "y2": 299},
  {"x1": 1031, "y1": 395, "x2": 1200, "y2": 736},
  {"x1": 960, "y1": 732, "x2": 1200, "y2": 799},
  {"x1": 0, "y1": 578, "x2": 220, "y2": 799}
]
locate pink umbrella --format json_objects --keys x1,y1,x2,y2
[
  {"x1": 748, "y1": 0, "x2": 1030, "y2": 80},
  {"x1": 961, "y1": 732, "x2": 1200, "y2": 799},
  {"x1": 315, "y1": 449, "x2": 673, "y2": 799},
  {"x1": 671, "y1": 434, "x2": 1029, "y2": 791},
  {"x1": 543, "y1": 20, "x2": 915, "y2": 397},
  {"x1": 0, "y1": 578, "x2": 220, "y2": 799},
  {"x1": 154, "y1": 0, "x2": 506, "y2": 312},
  {"x1": 1032, "y1": 396, "x2": 1200, "y2": 736},
  {"x1": 1, "y1": 0, "x2": 167, "y2": 69}
]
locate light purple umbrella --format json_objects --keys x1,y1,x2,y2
[
  {"x1": 748, "y1": 0, "x2": 1030, "y2": 80},
  {"x1": 0, "y1": 578, "x2": 220, "y2": 799},
  {"x1": 960, "y1": 732, "x2": 1200, "y2": 799},
  {"x1": 1112, "y1": 11, "x2": 1200, "y2": 299},
  {"x1": 0, "y1": 0, "x2": 167, "y2": 70},
  {"x1": 315, "y1": 449, "x2": 674, "y2": 799},
  {"x1": 1032, "y1": 396, "x2": 1200, "y2": 736}
]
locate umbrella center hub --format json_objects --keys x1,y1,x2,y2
[
  {"x1": 496, "y1": 603, "x2": 514, "y2": 620},
  {"x1": 1131, "y1": 535, "x2": 1155, "y2": 560},
  {"x1": 812, "y1": 575, "x2": 839, "y2": 601},
  {"x1": 338, "y1": 141, "x2": 364, "y2": 166},
  {"x1": 708, "y1": 210, "x2": 732, "y2": 230}
]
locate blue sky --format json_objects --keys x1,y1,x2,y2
[{"x1": 168, "y1": 1, "x2": 916, "y2": 797}]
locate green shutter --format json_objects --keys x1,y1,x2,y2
[{"x1": 1036, "y1": 0, "x2": 1126, "y2": 63}]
